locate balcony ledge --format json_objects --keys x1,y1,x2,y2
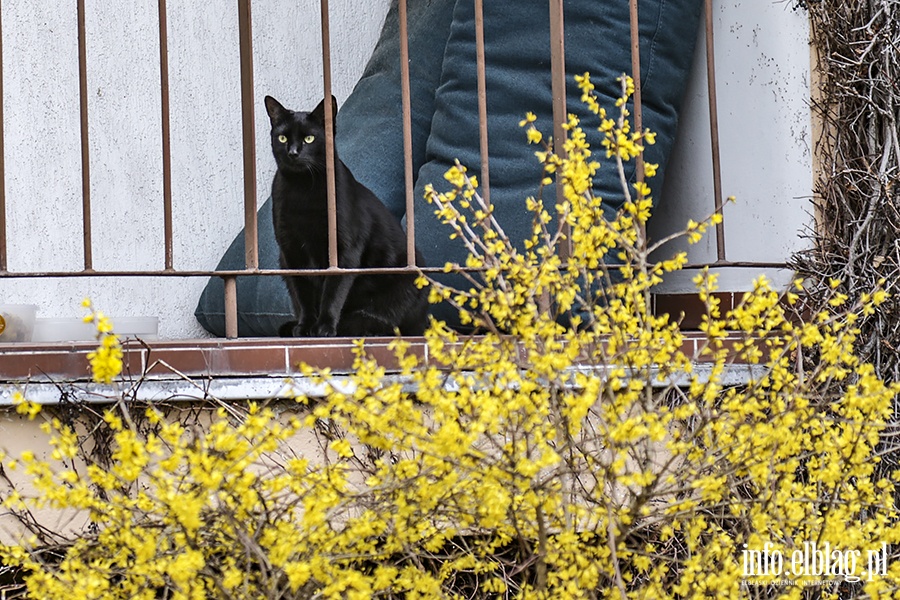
[{"x1": 0, "y1": 332, "x2": 767, "y2": 405}]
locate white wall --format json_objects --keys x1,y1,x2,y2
[
  {"x1": 0, "y1": 0, "x2": 389, "y2": 338},
  {"x1": 0, "y1": 0, "x2": 812, "y2": 338},
  {"x1": 650, "y1": 0, "x2": 812, "y2": 292}
]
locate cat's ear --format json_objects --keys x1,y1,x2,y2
[
  {"x1": 310, "y1": 95, "x2": 338, "y2": 130},
  {"x1": 264, "y1": 96, "x2": 289, "y2": 124}
]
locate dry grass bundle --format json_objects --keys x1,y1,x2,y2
[{"x1": 793, "y1": 0, "x2": 900, "y2": 470}]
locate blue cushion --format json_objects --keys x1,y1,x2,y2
[
  {"x1": 195, "y1": 0, "x2": 702, "y2": 336},
  {"x1": 414, "y1": 0, "x2": 702, "y2": 324},
  {"x1": 337, "y1": 0, "x2": 457, "y2": 220}
]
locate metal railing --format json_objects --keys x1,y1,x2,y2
[{"x1": 0, "y1": 0, "x2": 787, "y2": 339}]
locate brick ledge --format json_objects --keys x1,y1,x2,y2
[{"x1": 0, "y1": 331, "x2": 750, "y2": 384}]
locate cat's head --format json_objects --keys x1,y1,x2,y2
[{"x1": 264, "y1": 95, "x2": 337, "y2": 175}]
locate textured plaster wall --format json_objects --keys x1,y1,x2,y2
[
  {"x1": 651, "y1": 0, "x2": 812, "y2": 292},
  {"x1": 0, "y1": 1, "x2": 811, "y2": 338},
  {"x1": 0, "y1": 0, "x2": 389, "y2": 338}
]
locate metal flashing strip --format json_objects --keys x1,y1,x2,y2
[{"x1": 0, "y1": 361, "x2": 768, "y2": 406}]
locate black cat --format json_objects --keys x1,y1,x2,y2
[{"x1": 264, "y1": 95, "x2": 429, "y2": 337}]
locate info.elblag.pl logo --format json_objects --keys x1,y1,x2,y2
[{"x1": 742, "y1": 542, "x2": 888, "y2": 583}]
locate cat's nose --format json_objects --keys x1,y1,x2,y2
[{"x1": 288, "y1": 146, "x2": 300, "y2": 158}]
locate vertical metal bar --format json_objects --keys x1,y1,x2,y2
[
  {"x1": 320, "y1": 0, "x2": 338, "y2": 269},
  {"x1": 321, "y1": 0, "x2": 338, "y2": 268},
  {"x1": 224, "y1": 276, "x2": 238, "y2": 338},
  {"x1": 548, "y1": 0, "x2": 568, "y2": 259},
  {"x1": 0, "y1": 1, "x2": 6, "y2": 272},
  {"x1": 158, "y1": 0, "x2": 174, "y2": 270},
  {"x1": 629, "y1": 0, "x2": 644, "y2": 185},
  {"x1": 238, "y1": 0, "x2": 259, "y2": 270},
  {"x1": 77, "y1": 0, "x2": 93, "y2": 270},
  {"x1": 398, "y1": 0, "x2": 416, "y2": 267},
  {"x1": 473, "y1": 0, "x2": 490, "y2": 207},
  {"x1": 704, "y1": 0, "x2": 726, "y2": 261}
]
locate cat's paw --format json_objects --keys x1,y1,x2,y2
[
  {"x1": 277, "y1": 320, "x2": 319, "y2": 337},
  {"x1": 293, "y1": 323, "x2": 314, "y2": 337},
  {"x1": 309, "y1": 322, "x2": 338, "y2": 337},
  {"x1": 278, "y1": 320, "x2": 298, "y2": 337}
]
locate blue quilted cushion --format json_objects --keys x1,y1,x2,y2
[{"x1": 414, "y1": 0, "x2": 702, "y2": 324}]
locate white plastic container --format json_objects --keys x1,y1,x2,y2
[
  {"x1": 0, "y1": 304, "x2": 38, "y2": 342},
  {"x1": 31, "y1": 317, "x2": 159, "y2": 343}
]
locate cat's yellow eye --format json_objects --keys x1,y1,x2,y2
[
  {"x1": 277, "y1": 134, "x2": 288, "y2": 143},
  {"x1": 304, "y1": 135, "x2": 315, "y2": 143}
]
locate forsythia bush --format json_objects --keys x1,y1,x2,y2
[{"x1": 1, "y1": 76, "x2": 899, "y2": 599}]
